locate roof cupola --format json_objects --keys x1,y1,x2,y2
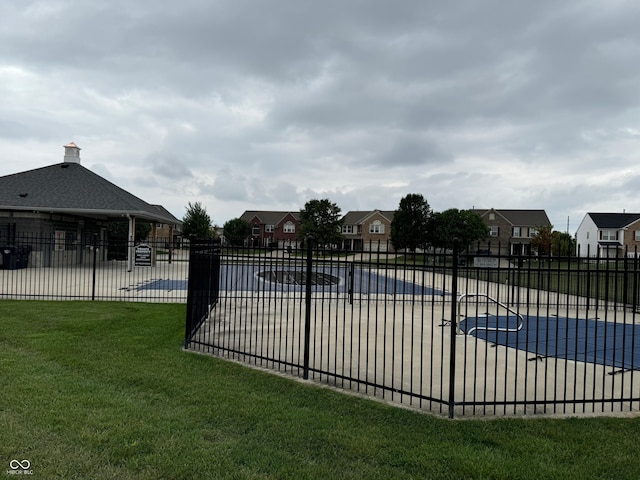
[{"x1": 63, "y1": 142, "x2": 81, "y2": 163}]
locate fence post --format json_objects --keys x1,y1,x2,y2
[
  {"x1": 303, "y1": 235, "x2": 314, "y2": 380},
  {"x1": 348, "y1": 261, "x2": 354, "y2": 305},
  {"x1": 448, "y1": 240, "x2": 459, "y2": 419},
  {"x1": 634, "y1": 246, "x2": 639, "y2": 311},
  {"x1": 91, "y1": 233, "x2": 98, "y2": 301}
]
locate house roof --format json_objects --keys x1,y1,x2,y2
[
  {"x1": 240, "y1": 210, "x2": 301, "y2": 225},
  {"x1": 587, "y1": 213, "x2": 640, "y2": 229},
  {"x1": 0, "y1": 162, "x2": 180, "y2": 224},
  {"x1": 151, "y1": 205, "x2": 181, "y2": 225},
  {"x1": 342, "y1": 210, "x2": 395, "y2": 224},
  {"x1": 473, "y1": 209, "x2": 551, "y2": 227}
]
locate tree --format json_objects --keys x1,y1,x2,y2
[
  {"x1": 551, "y1": 231, "x2": 576, "y2": 257},
  {"x1": 182, "y1": 201, "x2": 213, "y2": 240},
  {"x1": 223, "y1": 218, "x2": 251, "y2": 246},
  {"x1": 390, "y1": 193, "x2": 431, "y2": 252},
  {"x1": 530, "y1": 225, "x2": 554, "y2": 256},
  {"x1": 531, "y1": 226, "x2": 577, "y2": 258},
  {"x1": 429, "y1": 209, "x2": 488, "y2": 251},
  {"x1": 299, "y1": 198, "x2": 343, "y2": 247}
]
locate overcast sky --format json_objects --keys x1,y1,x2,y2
[{"x1": 2, "y1": 1, "x2": 639, "y2": 232}]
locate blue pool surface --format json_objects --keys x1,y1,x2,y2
[
  {"x1": 137, "y1": 264, "x2": 445, "y2": 296},
  {"x1": 460, "y1": 314, "x2": 640, "y2": 371}
]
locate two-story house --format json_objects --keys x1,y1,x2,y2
[
  {"x1": 340, "y1": 210, "x2": 395, "y2": 251},
  {"x1": 239, "y1": 211, "x2": 301, "y2": 248},
  {"x1": 575, "y1": 212, "x2": 640, "y2": 258},
  {"x1": 472, "y1": 208, "x2": 552, "y2": 256},
  {"x1": 239, "y1": 209, "x2": 395, "y2": 251}
]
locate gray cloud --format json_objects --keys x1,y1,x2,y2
[
  {"x1": 212, "y1": 169, "x2": 250, "y2": 202},
  {"x1": 1, "y1": 0, "x2": 640, "y2": 232},
  {"x1": 146, "y1": 152, "x2": 194, "y2": 180}
]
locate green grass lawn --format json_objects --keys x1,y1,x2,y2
[{"x1": 2, "y1": 301, "x2": 640, "y2": 479}]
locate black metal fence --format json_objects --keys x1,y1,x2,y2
[
  {"x1": 184, "y1": 241, "x2": 640, "y2": 418},
  {"x1": 185, "y1": 240, "x2": 221, "y2": 342},
  {"x1": 3, "y1": 233, "x2": 640, "y2": 417},
  {"x1": 0, "y1": 234, "x2": 189, "y2": 302}
]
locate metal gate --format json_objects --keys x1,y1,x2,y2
[{"x1": 184, "y1": 240, "x2": 221, "y2": 345}]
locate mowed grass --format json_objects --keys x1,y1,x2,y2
[{"x1": 1, "y1": 301, "x2": 640, "y2": 479}]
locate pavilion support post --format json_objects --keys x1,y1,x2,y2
[{"x1": 127, "y1": 215, "x2": 136, "y2": 272}]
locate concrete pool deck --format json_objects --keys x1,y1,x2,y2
[{"x1": 189, "y1": 296, "x2": 640, "y2": 417}]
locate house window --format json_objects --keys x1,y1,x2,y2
[
  {"x1": 283, "y1": 221, "x2": 295, "y2": 234},
  {"x1": 252, "y1": 225, "x2": 260, "y2": 236},
  {"x1": 342, "y1": 225, "x2": 353, "y2": 234},
  {"x1": 529, "y1": 228, "x2": 538, "y2": 238},
  {"x1": 265, "y1": 224, "x2": 274, "y2": 233},
  {"x1": 54, "y1": 230, "x2": 66, "y2": 251},
  {"x1": 636, "y1": 231, "x2": 640, "y2": 241},
  {"x1": 369, "y1": 220, "x2": 384, "y2": 234},
  {"x1": 489, "y1": 226, "x2": 499, "y2": 237},
  {"x1": 489, "y1": 213, "x2": 495, "y2": 220},
  {"x1": 601, "y1": 230, "x2": 617, "y2": 241},
  {"x1": 512, "y1": 227, "x2": 521, "y2": 238}
]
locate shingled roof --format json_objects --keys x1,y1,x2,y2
[
  {"x1": 342, "y1": 210, "x2": 395, "y2": 224},
  {"x1": 587, "y1": 213, "x2": 640, "y2": 229},
  {"x1": 0, "y1": 161, "x2": 180, "y2": 225},
  {"x1": 473, "y1": 209, "x2": 551, "y2": 226},
  {"x1": 240, "y1": 211, "x2": 301, "y2": 224}
]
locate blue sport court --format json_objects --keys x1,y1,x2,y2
[
  {"x1": 136, "y1": 264, "x2": 446, "y2": 296},
  {"x1": 459, "y1": 313, "x2": 640, "y2": 371}
]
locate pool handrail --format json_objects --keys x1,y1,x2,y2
[{"x1": 457, "y1": 293, "x2": 525, "y2": 336}]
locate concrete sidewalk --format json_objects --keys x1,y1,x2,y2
[{"x1": 0, "y1": 259, "x2": 190, "y2": 302}]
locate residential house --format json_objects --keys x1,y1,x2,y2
[
  {"x1": 575, "y1": 212, "x2": 640, "y2": 258},
  {"x1": 472, "y1": 209, "x2": 552, "y2": 256},
  {"x1": 0, "y1": 142, "x2": 181, "y2": 268},
  {"x1": 341, "y1": 210, "x2": 395, "y2": 251},
  {"x1": 239, "y1": 211, "x2": 301, "y2": 248},
  {"x1": 151, "y1": 204, "x2": 184, "y2": 247},
  {"x1": 237, "y1": 209, "x2": 395, "y2": 251}
]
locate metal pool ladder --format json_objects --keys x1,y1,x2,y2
[{"x1": 456, "y1": 293, "x2": 525, "y2": 336}]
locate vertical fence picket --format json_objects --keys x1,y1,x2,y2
[
  {"x1": 302, "y1": 236, "x2": 313, "y2": 380},
  {"x1": 448, "y1": 241, "x2": 459, "y2": 418}
]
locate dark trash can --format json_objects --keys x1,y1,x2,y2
[
  {"x1": 0, "y1": 245, "x2": 31, "y2": 270},
  {"x1": 18, "y1": 245, "x2": 32, "y2": 268},
  {"x1": 1, "y1": 246, "x2": 19, "y2": 270}
]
